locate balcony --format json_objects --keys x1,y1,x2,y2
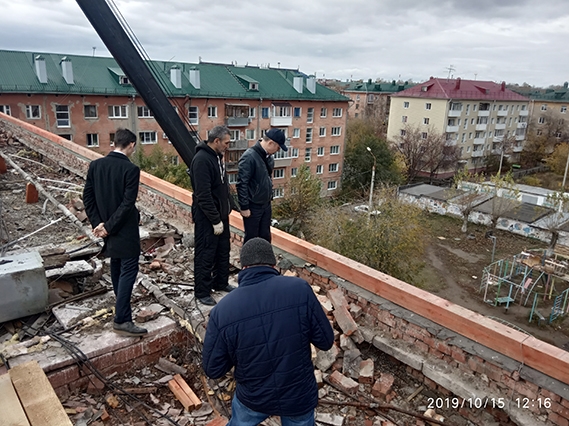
[
  {"x1": 475, "y1": 124, "x2": 487, "y2": 131},
  {"x1": 227, "y1": 139, "x2": 249, "y2": 151},
  {"x1": 471, "y1": 150, "x2": 484, "y2": 157},
  {"x1": 445, "y1": 139, "x2": 457, "y2": 146},
  {"x1": 446, "y1": 125, "x2": 459, "y2": 133},
  {"x1": 519, "y1": 110, "x2": 529, "y2": 116},
  {"x1": 495, "y1": 123, "x2": 506, "y2": 130},
  {"x1": 473, "y1": 138, "x2": 485, "y2": 145},
  {"x1": 225, "y1": 117, "x2": 249, "y2": 127},
  {"x1": 478, "y1": 110, "x2": 490, "y2": 117},
  {"x1": 516, "y1": 134, "x2": 525, "y2": 141},
  {"x1": 517, "y1": 122, "x2": 527, "y2": 129},
  {"x1": 513, "y1": 145, "x2": 523, "y2": 153},
  {"x1": 448, "y1": 109, "x2": 462, "y2": 117},
  {"x1": 274, "y1": 158, "x2": 293, "y2": 168},
  {"x1": 493, "y1": 136, "x2": 504, "y2": 143},
  {"x1": 497, "y1": 110, "x2": 508, "y2": 117},
  {"x1": 271, "y1": 116, "x2": 293, "y2": 126}
]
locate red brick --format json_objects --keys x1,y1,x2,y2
[
  {"x1": 377, "y1": 310, "x2": 396, "y2": 327},
  {"x1": 552, "y1": 402, "x2": 569, "y2": 418},
  {"x1": 435, "y1": 341, "x2": 452, "y2": 355},
  {"x1": 371, "y1": 373, "x2": 394, "y2": 398},
  {"x1": 114, "y1": 342, "x2": 145, "y2": 364},
  {"x1": 414, "y1": 340, "x2": 429, "y2": 355},
  {"x1": 329, "y1": 370, "x2": 359, "y2": 395},
  {"x1": 562, "y1": 398, "x2": 569, "y2": 409},
  {"x1": 359, "y1": 359, "x2": 374, "y2": 384},
  {"x1": 206, "y1": 417, "x2": 228, "y2": 426},
  {"x1": 451, "y1": 348, "x2": 466, "y2": 364},
  {"x1": 549, "y1": 412, "x2": 569, "y2": 426},
  {"x1": 327, "y1": 288, "x2": 358, "y2": 336},
  {"x1": 427, "y1": 347, "x2": 444, "y2": 359},
  {"x1": 539, "y1": 389, "x2": 561, "y2": 403},
  {"x1": 515, "y1": 382, "x2": 539, "y2": 400},
  {"x1": 86, "y1": 376, "x2": 105, "y2": 394},
  {"x1": 0, "y1": 157, "x2": 6, "y2": 174},
  {"x1": 25, "y1": 182, "x2": 39, "y2": 203},
  {"x1": 47, "y1": 365, "x2": 80, "y2": 389}
]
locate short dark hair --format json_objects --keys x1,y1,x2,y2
[
  {"x1": 207, "y1": 125, "x2": 230, "y2": 143},
  {"x1": 115, "y1": 128, "x2": 137, "y2": 148}
]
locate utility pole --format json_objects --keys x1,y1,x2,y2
[{"x1": 366, "y1": 147, "x2": 376, "y2": 222}]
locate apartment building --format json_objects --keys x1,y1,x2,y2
[
  {"x1": 387, "y1": 77, "x2": 530, "y2": 175},
  {"x1": 0, "y1": 50, "x2": 349, "y2": 197}
]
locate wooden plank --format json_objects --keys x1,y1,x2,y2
[
  {"x1": 173, "y1": 374, "x2": 202, "y2": 409},
  {"x1": 168, "y1": 378, "x2": 194, "y2": 411},
  {"x1": 9, "y1": 361, "x2": 73, "y2": 426},
  {"x1": 0, "y1": 373, "x2": 31, "y2": 426}
]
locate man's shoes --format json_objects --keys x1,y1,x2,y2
[
  {"x1": 216, "y1": 284, "x2": 237, "y2": 293},
  {"x1": 113, "y1": 321, "x2": 148, "y2": 337},
  {"x1": 199, "y1": 296, "x2": 217, "y2": 306}
]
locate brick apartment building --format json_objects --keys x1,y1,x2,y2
[{"x1": 0, "y1": 50, "x2": 349, "y2": 197}]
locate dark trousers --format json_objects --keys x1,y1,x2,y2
[
  {"x1": 193, "y1": 207, "x2": 230, "y2": 299},
  {"x1": 110, "y1": 256, "x2": 139, "y2": 324},
  {"x1": 243, "y1": 203, "x2": 272, "y2": 243}
]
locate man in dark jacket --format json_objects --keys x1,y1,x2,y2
[
  {"x1": 237, "y1": 128, "x2": 287, "y2": 243},
  {"x1": 202, "y1": 238, "x2": 334, "y2": 425},
  {"x1": 83, "y1": 128, "x2": 147, "y2": 337},
  {"x1": 188, "y1": 126, "x2": 236, "y2": 306}
]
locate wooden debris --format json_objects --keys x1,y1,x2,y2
[
  {"x1": 173, "y1": 374, "x2": 202, "y2": 409},
  {"x1": 168, "y1": 378, "x2": 194, "y2": 411},
  {"x1": 0, "y1": 373, "x2": 31, "y2": 426},
  {"x1": 157, "y1": 357, "x2": 187, "y2": 375}
]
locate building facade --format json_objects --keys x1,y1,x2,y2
[{"x1": 0, "y1": 50, "x2": 349, "y2": 197}]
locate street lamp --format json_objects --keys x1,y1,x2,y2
[{"x1": 366, "y1": 147, "x2": 376, "y2": 221}]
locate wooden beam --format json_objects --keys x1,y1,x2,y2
[
  {"x1": 0, "y1": 373, "x2": 31, "y2": 426},
  {"x1": 168, "y1": 378, "x2": 194, "y2": 412},
  {"x1": 173, "y1": 374, "x2": 202, "y2": 409}
]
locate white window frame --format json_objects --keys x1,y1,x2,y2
[
  {"x1": 108, "y1": 105, "x2": 127, "y2": 119},
  {"x1": 316, "y1": 165, "x2": 323, "y2": 174},
  {"x1": 538, "y1": 116, "x2": 545, "y2": 124},
  {"x1": 139, "y1": 131, "x2": 157, "y2": 144},
  {"x1": 402, "y1": 115, "x2": 407, "y2": 123},
  {"x1": 292, "y1": 128, "x2": 300, "y2": 138},
  {"x1": 541, "y1": 104, "x2": 547, "y2": 111},
  {"x1": 319, "y1": 127, "x2": 326, "y2": 137},
  {"x1": 137, "y1": 105, "x2": 154, "y2": 118},
  {"x1": 188, "y1": 106, "x2": 199, "y2": 125},
  {"x1": 331, "y1": 127, "x2": 341, "y2": 136},
  {"x1": 421, "y1": 132, "x2": 428, "y2": 139},
  {"x1": 0, "y1": 105, "x2": 12, "y2": 115},
  {"x1": 307, "y1": 107, "x2": 314, "y2": 123},
  {"x1": 84, "y1": 105, "x2": 97, "y2": 119},
  {"x1": 327, "y1": 181, "x2": 337, "y2": 190},
  {"x1": 229, "y1": 130, "x2": 240, "y2": 141},
  {"x1": 332, "y1": 107, "x2": 342, "y2": 117},
  {"x1": 249, "y1": 107, "x2": 256, "y2": 118},
  {"x1": 273, "y1": 106, "x2": 291, "y2": 118},
  {"x1": 562, "y1": 106, "x2": 567, "y2": 114},
  {"x1": 291, "y1": 167, "x2": 298, "y2": 177},
  {"x1": 26, "y1": 105, "x2": 41, "y2": 119},
  {"x1": 317, "y1": 147, "x2": 324, "y2": 156},
  {"x1": 55, "y1": 105, "x2": 70, "y2": 128},
  {"x1": 246, "y1": 129, "x2": 256, "y2": 140},
  {"x1": 86, "y1": 133, "x2": 99, "y2": 147},
  {"x1": 423, "y1": 117, "x2": 429, "y2": 125},
  {"x1": 273, "y1": 168, "x2": 285, "y2": 179},
  {"x1": 320, "y1": 107, "x2": 327, "y2": 118},
  {"x1": 403, "y1": 101, "x2": 409, "y2": 109},
  {"x1": 329, "y1": 163, "x2": 339, "y2": 173},
  {"x1": 306, "y1": 128, "x2": 313, "y2": 143},
  {"x1": 425, "y1": 103, "x2": 432, "y2": 110},
  {"x1": 291, "y1": 148, "x2": 299, "y2": 158},
  {"x1": 273, "y1": 187, "x2": 284, "y2": 199},
  {"x1": 330, "y1": 145, "x2": 340, "y2": 155},
  {"x1": 208, "y1": 106, "x2": 217, "y2": 118},
  {"x1": 305, "y1": 148, "x2": 312, "y2": 162}
]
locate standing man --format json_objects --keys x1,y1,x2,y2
[
  {"x1": 237, "y1": 128, "x2": 287, "y2": 243},
  {"x1": 202, "y1": 238, "x2": 334, "y2": 425},
  {"x1": 188, "y1": 126, "x2": 236, "y2": 306},
  {"x1": 83, "y1": 128, "x2": 147, "y2": 337}
]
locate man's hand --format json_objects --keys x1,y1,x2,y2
[
  {"x1": 213, "y1": 222, "x2": 224, "y2": 235},
  {"x1": 240, "y1": 209, "x2": 251, "y2": 218},
  {"x1": 93, "y1": 223, "x2": 108, "y2": 238}
]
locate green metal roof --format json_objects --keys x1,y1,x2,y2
[
  {"x1": 511, "y1": 84, "x2": 569, "y2": 102},
  {"x1": 0, "y1": 49, "x2": 348, "y2": 102},
  {"x1": 339, "y1": 79, "x2": 415, "y2": 93}
]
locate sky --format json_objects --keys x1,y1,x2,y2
[{"x1": 1, "y1": 0, "x2": 568, "y2": 88}]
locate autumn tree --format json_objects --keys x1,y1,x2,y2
[
  {"x1": 526, "y1": 109, "x2": 569, "y2": 155},
  {"x1": 133, "y1": 145, "x2": 191, "y2": 189},
  {"x1": 545, "y1": 143, "x2": 569, "y2": 177},
  {"x1": 452, "y1": 168, "x2": 488, "y2": 233}
]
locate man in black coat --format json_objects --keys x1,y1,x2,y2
[
  {"x1": 237, "y1": 128, "x2": 287, "y2": 243},
  {"x1": 188, "y1": 126, "x2": 236, "y2": 306},
  {"x1": 202, "y1": 238, "x2": 334, "y2": 425},
  {"x1": 83, "y1": 128, "x2": 147, "y2": 337}
]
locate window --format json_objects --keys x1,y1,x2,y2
[
  {"x1": 316, "y1": 165, "x2": 323, "y2": 174},
  {"x1": 403, "y1": 101, "x2": 409, "y2": 109},
  {"x1": 246, "y1": 129, "x2": 256, "y2": 140},
  {"x1": 541, "y1": 104, "x2": 547, "y2": 111},
  {"x1": 319, "y1": 127, "x2": 326, "y2": 137},
  {"x1": 86, "y1": 133, "x2": 99, "y2": 147},
  {"x1": 109, "y1": 133, "x2": 115, "y2": 146},
  {"x1": 139, "y1": 131, "x2": 157, "y2": 144},
  {"x1": 329, "y1": 163, "x2": 339, "y2": 172},
  {"x1": 330, "y1": 145, "x2": 340, "y2": 155},
  {"x1": 261, "y1": 107, "x2": 269, "y2": 119},
  {"x1": 320, "y1": 108, "x2": 327, "y2": 118},
  {"x1": 538, "y1": 116, "x2": 545, "y2": 124},
  {"x1": 423, "y1": 117, "x2": 429, "y2": 125},
  {"x1": 327, "y1": 181, "x2": 337, "y2": 190},
  {"x1": 425, "y1": 103, "x2": 432, "y2": 110},
  {"x1": 293, "y1": 128, "x2": 300, "y2": 138},
  {"x1": 0, "y1": 105, "x2": 11, "y2": 115},
  {"x1": 332, "y1": 108, "x2": 342, "y2": 117},
  {"x1": 400, "y1": 129, "x2": 406, "y2": 136},
  {"x1": 229, "y1": 130, "x2": 240, "y2": 141},
  {"x1": 421, "y1": 132, "x2": 428, "y2": 139},
  {"x1": 273, "y1": 187, "x2": 284, "y2": 198},
  {"x1": 26, "y1": 105, "x2": 41, "y2": 119},
  {"x1": 84, "y1": 105, "x2": 97, "y2": 119},
  {"x1": 331, "y1": 127, "x2": 341, "y2": 136},
  {"x1": 137, "y1": 106, "x2": 154, "y2": 118},
  {"x1": 188, "y1": 106, "x2": 198, "y2": 125},
  {"x1": 273, "y1": 105, "x2": 291, "y2": 117},
  {"x1": 521, "y1": 104, "x2": 527, "y2": 111},
  {"x1": 402, "y1": 115, "x2": 408, "y2": 123},
  {"x1": 55, "y1": 105, "x2": 70, "y2": 127},
  {"x1": 291, "y1": 148, "x2": 299, "y2": 158},
  {"x1": 59, "y1": 134, "x2": 72, "y2": 141},
  {"x1": 305, "y1": 148, "x2": 312, "y2": 162},
  {"x1": 208, "y1": 106, "x2": 217, "y2": 118},
  {"x1": 562, "y1": 106, "x2": 567, "y2": 114},
  {"x1": 294, "y1": 107, "x2": 301, "y2": 117},
  {"x1": 317, "y1": 147, "x2": 324, "y2": 156},
  {"x1": 307, "y1": 107, "x2": 314, "y2": 123},
  {"x1": 291, "y1": 168, "x2": 298, "y2": 177},
  {"x1": 461, "y1": 133, "x2": 466, "y2": 142},
  {"x1": 306, "y1": 128, "x2": 313, "y2": 143},
  {"x1": 108, "y1": 105, "x2": 127, "y2": 118},
  {"x1": 249, "y1": 107, "x2": 256, "y2": 118},
  {"x1": 273, "y1": 168, "x2": 285, "y2": 179}
]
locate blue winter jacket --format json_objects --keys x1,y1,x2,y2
[{"x1": 202, "y1": 266, "x2": 334, "y2": 416}]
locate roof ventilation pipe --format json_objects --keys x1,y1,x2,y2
[
  {"x1": 61, "y1": 57, "x2": 74, "y2": 84},
  {"x1": 34, "y1": 55, "x2": 47, "y2": 84}
]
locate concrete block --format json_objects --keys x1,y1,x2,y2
[
  {"x1": 328, "y1": 288, "x2": 358, "y2": 336},
  {"x1": 343, "y1": 349, "x2": 362, "y2": 379}
]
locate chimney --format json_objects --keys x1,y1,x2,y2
[
  {"x1": 501, "y1": 81, "x2": 506, "y2": 91},
  {"x1": 454, "y1": 77, "x2": 461, "y2": 90},
  {"x1": 564, "y1": 81, "x2": 568, "y2": 89},
  {"x1": 293, "y1": 76, "x2": 303, "y2": 93},
  {"x1": 189, "y1": 67, "x2": 200, "y2": 89},
  {"x1": 34, "y1": 55, "x2": 47, "y2": 84},
  {"x1": 60, "y1": 57, "x2": 74, "y2": 85},
  {"x1": 307, "y1": 75, "x2": 316, "y2": 94},
  {"x1": 170, "y1": 66, "x2": 182, "y2": 89}
]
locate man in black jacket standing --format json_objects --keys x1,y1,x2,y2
[
  {"x1": 237, "y1": 128, "x2": 287, "y2": 243},
  {"x1": 83, "y1": 128, "x2": 147, "y2": 337},
  {"x1": 188, "y1": 126, "x2": 236, "y2": 306}
]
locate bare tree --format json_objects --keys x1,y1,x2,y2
[
  {"x1": 452, "y1": 168, "x2": 488, "y2": 233},
  {"x1": 480, "y1": 173, "x2": 521, "y2": 230},
  {"x1": 540, "y1": 192, "x2": 569, "y2": 250}
]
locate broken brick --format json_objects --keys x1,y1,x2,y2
[
  {"x1": 314, "y1": 369, "x2": 324, "y2": 388},
  {"x1": 137, "y1": 308, "x2": 160, "y2": 323},
  {"x1": 0, "y1": 157, "x2": 6, "y2": 174},
  {"x1": 315, "y1": 343, "x2": 340, "y2": 372},
  {"x1": 340, "y1": 334, "x2": 357, "y2": 351},
  {"x1": 317, "y1": 294, "x2": 333, "y2": 314},
  {"x1": 327, "y1": 288, "x2": 358, "y2": 336},
  {"x1": 329, "y1": 370, "x2": 359, "y2": 395},
  {"x1": 86, "y1": 377, "x2": 105, "y2": 394},
  {"x1": 25, "y1": 182, "x2": 39, "y2": 203},
  {"x1": 372, "y1": 373, "x2": 395, "y2": 398},
  {"x1": 342, "y1": 349, "x2": 362, "y2": 379},
  {"x1": 359, "y1": 358, "x2": 374, "y2": 384},
  {"x1": 205, "y1": 417, "x2": 228, "y2": 426},
  {"x1": 349, "y1": 303, "x2": 363, "y2": 320}
]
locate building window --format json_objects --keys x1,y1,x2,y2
[
  {"x1": 246, "y1": 129, "x2": 256, "y2": 140},
  {"x1": 291, "y1": 167, "x2": 298, "y2": 177},
  {"x1": 403, "y1": 101, "x2": 409, "y2": 109},
  {"x1": 425, "y1": 103, "x2": 432, "y2": 110},
  {"x1": 320, "y1": 107, "x2": 327, "y2": 118},
  {"x1": 541, "y1": 104, "x2": 547, "y2": 111},
  {"x1": 26, "y1": 105, "x2": 41, "y2": 119},
  {"x1": 261, "y1": 107, "x2": 269, "y2": 119},
  {"x1": 108, "y1": 105, "x2": 127, "y2": 118},
  {"x1": 316, "y1": 165, "x2": 323, "y2": 174},
  {"x1": 55, "y1": 105, "x2": 70, "y2": 128},
  {"x1": 305, "y1": 148, "x2": 312, "y2": 162},
  {"x1": 249, "y1": 107, "x2": 256, "y2": 118},
  {"x1": 273, "y1": 187, "x2": 284, "y2": 198},
  {"x1": 402, "y1": 115, "x2": 407, "y2": 123},
  {"x1": 327, "y1": 181, "x2": 337, "y2": 190},
  {"x1": 330, "y1": 145, "x2": 340, "y2": 155},
  {"x1": 273, "y1": 168, "x2": 285, "y2": 179},
  {"x1": 59, "y1": 134, "x2": 72, "y2": 141},
  {"x1": 317, "y1": 147, "x2": 324, "y2": 156},
  {"x1": 229, "y1": 130, "x2": 240, "y2": 141},
  {"x1": 307, "y1": 107, "x2": 314, "y2": 123},
  {"x1": 208, "y1": 106, "x2": 217, "y2": 118},
  {"x1": 329, "y1": 163, "x2": 339, "y2": 172},
  {"x1": 331, "y1": 127, "x2": 341, "y2": 136},
  {"x1": 400, "y1": 129, "x2": 406, "y2": 136},
  {"x1": 188, "y1": 106, "x2": 198, "y2": 125},
  {"x1": 538, "y1": 116, "x2": 545, "y2": 124},
  {"x1": 0, "y1": 105, "x2": 11, "y2": 115},
  {"x1": 291, "y1": 148, "x2": 299, "y2": 158},
  {"x1": 294, "y1": 107, "x2": 301, "y2": 117},
  {"x1": 306, "y1": 128, "x2": 313, "y2": 143},
  {"x1": 273, "y1": 105, "x2": 291, "y2": 117},
  {"x1": 292, "y1": 128, "x2": 300, "y2": 139},
  {"x1": 562, "y1": 106, "x2": 567, "y2": 114},
  {"x1": 423, "y1": 117, "x2": 429, "y2": 125},
  {"x1": 139, "y1": 131, "x2": 157, "y2": 144},
  {"x1": 332, "y1": 108, "x2": 342, "y2": 117},
  {"x1": 421, "y1": 132, "x2": 428, "y2": 139},
  {"x1": 109, "y1": 133, "x2": 115, "y2": 146},
  {"x1": 137, "y1": 106, "x2": 154, "y2": 118},
  {"x1": 84, "y1": 105, "x2": 97, "y2": 119},
  {"x1": 87, "y1": 133, "x2": 99, "y2": 147},
  {"x1": 319, "y1": 127, "x2": 326, "y2": 137}
]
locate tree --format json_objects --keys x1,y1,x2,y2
[
  {"x1": 132, "y1": 145, "x2": 191, "y2": 189},
  {"x1": 273, "y1": 165, "x2": 322, "y2": 237},
  {"x1": 452, "y1": 168, "x2": 487, "y2": 233},
  {"x1": 545, "y1": 143, "x2": 569, "y2": 176},
  {"x1": 541, "y1": 192, "x2": 569, "y2": 250},
  {"x1": 527, "y1": 109, "x2": 569, "y2": 155},
  {"x1": 480, "y1": 172, "x2": 520, "y2": 230}
]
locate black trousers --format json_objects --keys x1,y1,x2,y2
[
  {"x1": 243, "y1": 203, "x2": 272, "y2": 243},
  {"x1": 110, "y1": 256, "x2": 139, "y2": 324},
  {"x1": 193, "y1": 207, "x2": 230, "y2": 299}
]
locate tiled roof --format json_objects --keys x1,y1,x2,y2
[
  {"x1": 0, "y1": 49, "x2": 348, "y2": 102},
  {"x1": 392, "y1": 77, "x2": 529, "y2": 101}
]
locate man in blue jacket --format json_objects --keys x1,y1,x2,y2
[{"x1": 202, "y1": 238, "x2": 334, "y2": 425}]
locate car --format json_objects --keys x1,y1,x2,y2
[
  {"x1": 271, "y1": 219, "x2": 279, "y2": 227},
  {"x1": 353, "y1": 204, "x2": 380, "y2": 216}
]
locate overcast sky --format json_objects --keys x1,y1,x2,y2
[{"x1": 1, "y1": 0, "x2": 567, "y2": 87}]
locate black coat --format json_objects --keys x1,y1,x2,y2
[
  {"x1": 83, "y1": 151, "x2": 141, "y2": 258},
  {"x1": 202, "y1": 266, "x2": 334, "y2": 416},
  {"x1": 236, "y1": 142, "x2": 274, "y2": 210}
]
